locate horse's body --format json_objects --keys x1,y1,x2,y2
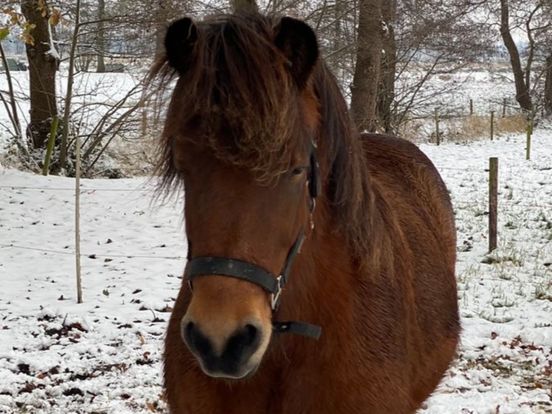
[{"x1": 154, "y1": 12, "x2": 459, "y2": 414}]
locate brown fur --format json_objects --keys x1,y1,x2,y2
[{"x1": 152, "y1": 12, "x2": 460, "y2": 414}]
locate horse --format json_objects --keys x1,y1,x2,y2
[{"x1": 149, "y1": 12, "x2": 460, "y2": 414}]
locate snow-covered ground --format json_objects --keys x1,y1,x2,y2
[{"x1": 0, "y1": 130, "x2": 551, "y2": 413}]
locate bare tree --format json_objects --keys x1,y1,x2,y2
[
  {"x1": 58, "y1": 0, "x2": 82, "y2": 170},
  {"x1": 377, "y1": 0, "x2": 397, "y2": 133},
  {"x1": 499, "y1": 0, "x2": 533, "y2": 112},
  {"x1": 545, "y1": 54, "x2": 552, "y2": 115},
  {"x1": 350, "y1": 0, "x2": 383, "y2": 132},
  {"x1": 21, "y1": 0, "x2": 59, "y2": 148},
  {"x1": 96, "y1": 0, "x2": 106, "y2": 72},
  {"x1": 231, "y1": 0, "x2": 259, "y2": 13},
  {"x1": 0, "y1": 40, "x2": 23, "y2": 144}
]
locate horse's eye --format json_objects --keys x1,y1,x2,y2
[{"x1": 291, "y1": 167, "x2": 305, "y2": 176}]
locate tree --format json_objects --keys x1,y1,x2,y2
[
  {"x1": 350, "y1": 0, "x2": 383, "y2": 132},
  {"x1": 96, "y1": 0, "x2": 106, "y2": 72},
  {"x1": 545, "y1": 54, "x2": 552, "y2": 115},
  {"x1": 231, "y1": 0, "x2": 258, "y2": 13},
  {"x1": 377, "y1": 0, "x2": 397, "y2": 133},
  {"x1": 21, "y1": 0, "x2": 59, "y2": 149},
  {"x1": 499, "y1": 0, "x2": 533, "y2": 112}
]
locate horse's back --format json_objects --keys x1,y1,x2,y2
[{"x1": 360, "y1": 132, "x2": 460, "y2": 404}]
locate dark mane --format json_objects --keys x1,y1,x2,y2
[{"x1": 148, "y1": 13, "x2": 378, "y2": 266}]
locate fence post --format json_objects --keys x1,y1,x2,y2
[
  {"x1": 526, "y1": 117, "x2": 533, "y2": 160},
  {"x1": 488, "y1": 157, "x2": 498, "y2": 253},
  {"x1": 502, "y1": 98, "x2": 507, "y2": 117},
  {"x1": 469, "y1": 99, "x2": 473, "y2": 115},
  {"x1": 434, "y1": 108, "x2": 440, "y2": 145},
  {"x1": 75, "y1": 134, "x2": 83, "y2": 304},
  {"x1": 490, "y1": 111, "x2": 495, "y2": 141}
]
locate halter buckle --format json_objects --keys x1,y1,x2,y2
[{"x1": 270, "y1": 275, "x2": 284, "y2": 310}]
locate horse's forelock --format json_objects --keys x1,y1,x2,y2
[{"x1": 154, "y1": 13, "x2": 314, "y2": 185}]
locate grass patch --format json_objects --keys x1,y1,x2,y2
[{"x1": 400, "y1": 114, "x2": 528, "y2": 143}]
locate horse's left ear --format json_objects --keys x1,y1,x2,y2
[
  {"x1": 275, "y1": 17, "x2": 319, "y2": 89},
  {"x1": 165, "y1": 17, "x2": 198, "y2": 75}
]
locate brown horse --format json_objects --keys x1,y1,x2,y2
[{"x1": 150, "y1": 12, "x2": 460, "y2": 414}]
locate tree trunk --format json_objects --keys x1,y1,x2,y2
[
  {"x1": 21, "y1": 0, "x2": 58, "y2": 149},
  {"x1": 500, "y1": 0, "x2": 532, "y2": 112},
  {"x1": 154, "y1": 0, "x2": 168, "y2": 59},
  {"x1": 350, "y1": 0, "x2": 382, "y2": 133},
  {"x1": 545, "y1": 54, "x2": 552, "y2": 116},
  {"x1": 377, "y1": 0, "x2": 397, "y2": 133},
  {"x1": 96, "y1": 0, "x2": 106, "y2": 73},
  {"x1": 231, "y1": 0, "x2": 258, "y2": 13}
]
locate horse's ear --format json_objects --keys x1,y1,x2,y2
[
  {"x1": 165, "y1": 17, "x2": 198, "y2": 74},
  {"x1": 275, "y1": 17, "x2": 319, "y2": 89}
]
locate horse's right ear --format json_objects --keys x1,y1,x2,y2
[{"x1": 165, "y1": 17, "x2": 198, "y2": 74}]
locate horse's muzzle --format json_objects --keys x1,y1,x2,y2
[{"x1": 181, "y1": 319, "x2": 263, "y2": 379}]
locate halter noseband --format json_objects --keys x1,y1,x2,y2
[{"x1": 184, "y1": 148, "x2": 322, "y2": 340}]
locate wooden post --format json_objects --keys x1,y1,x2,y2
[
  {"x1": 488, "y1": 157, "x2": 498, "y2": 253},
  {"x1": 434, "y1": 108, "x2": 440, "y2": 145},
  {"x1": 526, "y1": 117, "x2": 533, "y2": 160},
  {"x1": 502, "y1": 98, "x2": 507, "y2": 117},
  {"x1": 490, "y1": 111, "x2": 495, "y2": 141},
  {"x1": 469, "y1": 99, "x2": 473, "y2": 115},
  {"x1": 75, "y1": 133, "x2": 83, "y2": 303}
]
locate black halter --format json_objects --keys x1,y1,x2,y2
[{"x1": 184, "y1": 148, "x2": 322, "y2": 340}]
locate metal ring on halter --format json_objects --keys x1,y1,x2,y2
[{"x1": 270, "y1": 275, "x2": 284, "y2": 311}]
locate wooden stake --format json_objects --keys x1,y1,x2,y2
[
  {"x1": 434, "y1": 108, "x2": 440, "y2": 145},
  {"x1": 488, "y1": 157, "x2": 498, "y2": 253},
  {"x1": 490, "y1": 111, "x2": 495, "y2": 141},
  {"x1": 75, "y1": 133, "x2": 83, "y2": 303},
  {"x1": 502, "y1": 98, "x2": 507, "y2": 117},
  {"x1": 469, "y1": 99, "x2": 473, "y2": 115},
  {"x1": 526, "y1": 117, "x2": 533, "y2": 160}
]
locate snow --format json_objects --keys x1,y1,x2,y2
[
  {"x1": 0, "y1": 130, "x2": 551, "y2": 412},
  {"x1": 46, "y1": 24, "x2": 60, "y2": 61}
]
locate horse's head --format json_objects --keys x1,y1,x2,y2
[{"x1": 160, "y1": 14, "x2": 320, "y2": 379}]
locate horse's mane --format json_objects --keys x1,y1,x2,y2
[{"x1": 148, "y1": 13, "x2": 379, "y2": 268}]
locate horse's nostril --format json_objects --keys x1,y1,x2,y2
[
  {"x1": 243, "y1": 324, "x2": 259, "y2": 347},
  {"x1": 183, "y1": 321, "x2": 213, "y2": 359},
  {"x1": 222, "y1": 323, "x2": 262, "y2": 365},
  {"x1": 185, "y1": 321, "x2": 194, "y2": 338}
]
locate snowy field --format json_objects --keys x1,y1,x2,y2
[{"x1": 1, "y1": 129, "x2": 551, "y2": 413}]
